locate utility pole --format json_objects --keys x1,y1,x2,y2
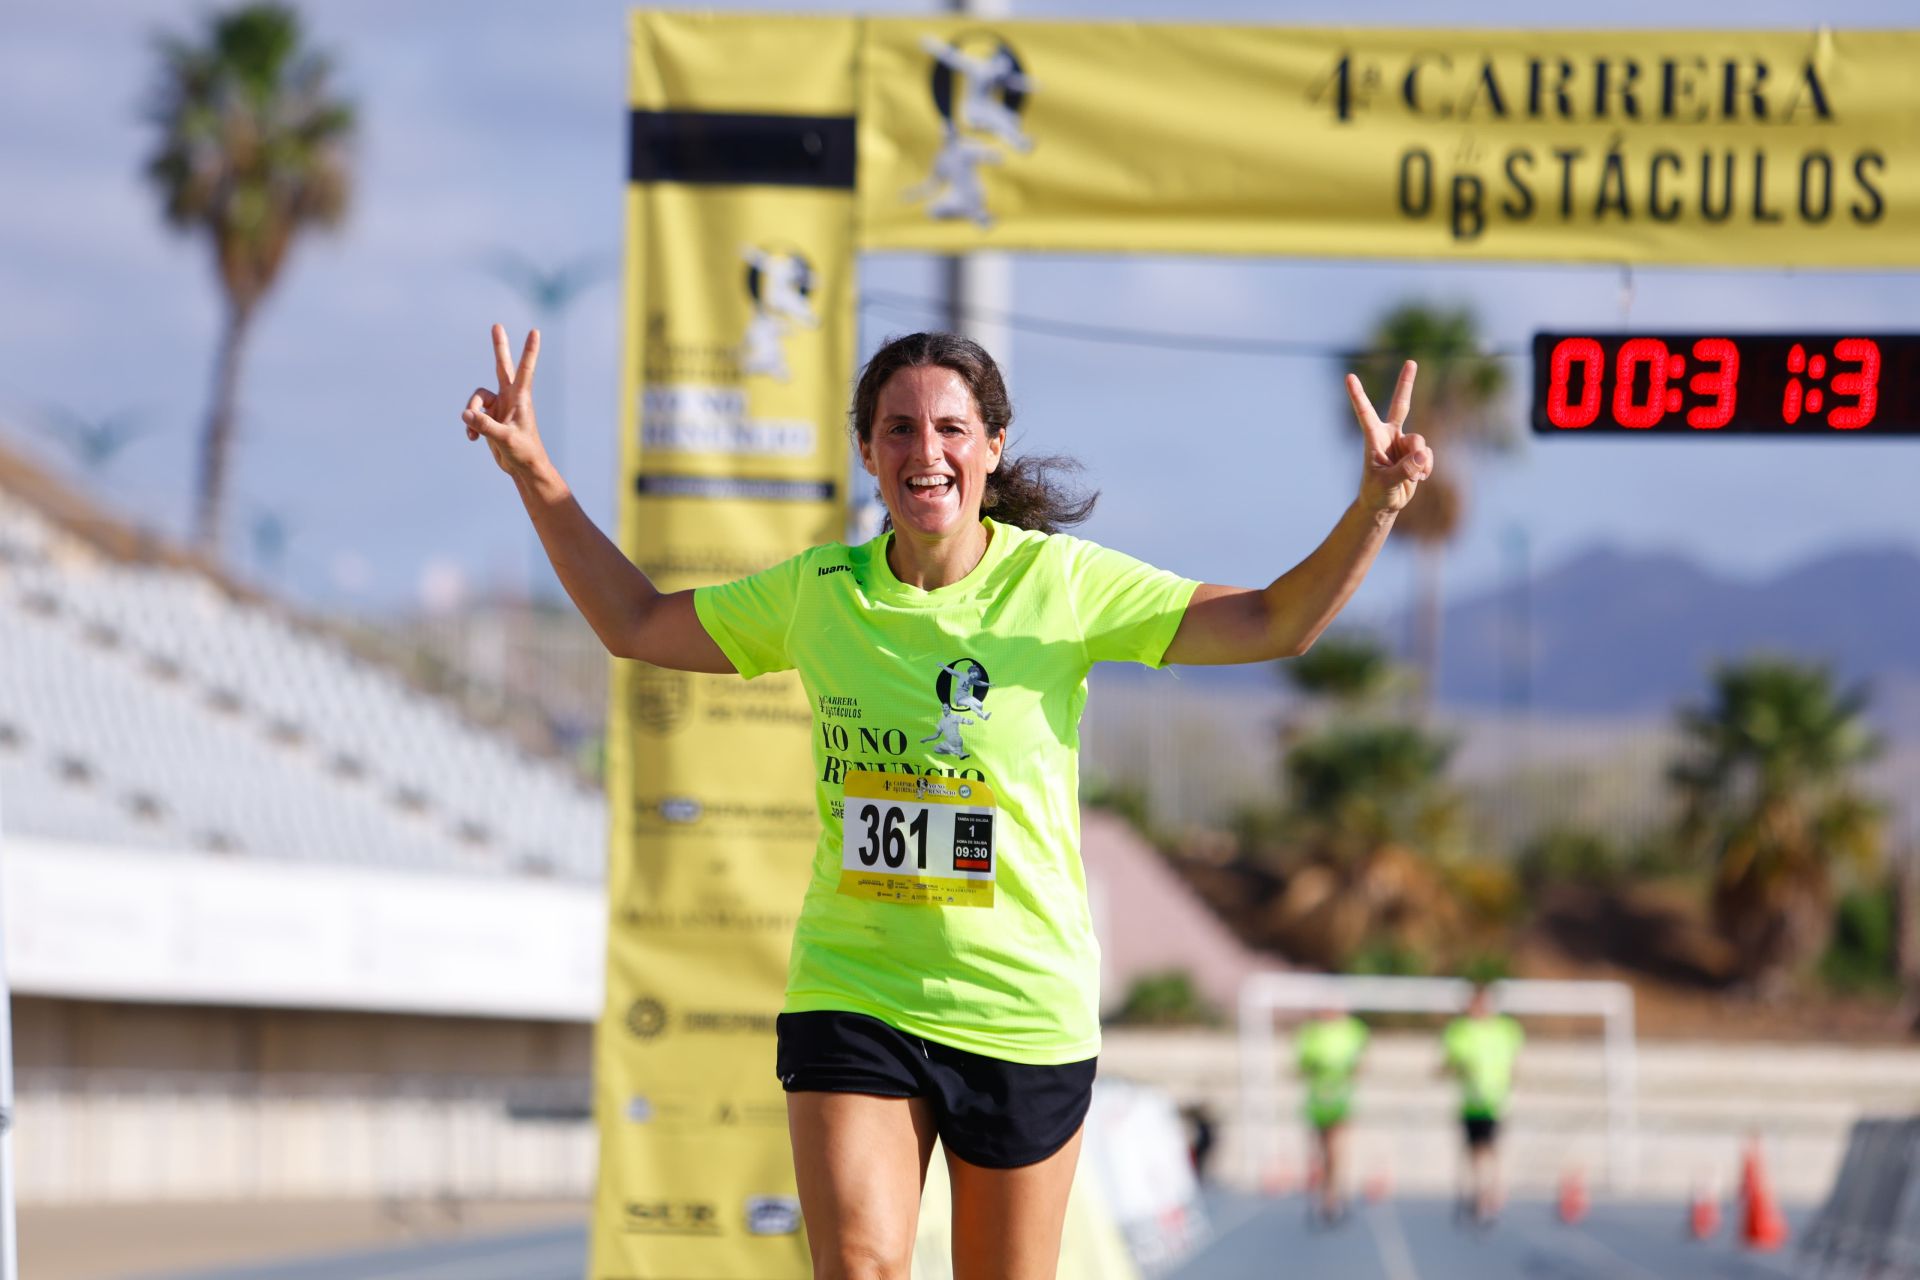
[{"x1": 944, "y1": 0, "x2": 1013, "y2": 371}]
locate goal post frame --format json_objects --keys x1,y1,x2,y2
[{"x1": 1237, "y1": 973, "x2": 1637, "y2": 1191}]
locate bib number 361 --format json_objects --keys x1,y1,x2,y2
[
  {"x1": 852, "y1": 804, "x2": 929, "y2": 868},
  {"x1": 840, "y1": 771, "x2": 996, "y2": 907}
]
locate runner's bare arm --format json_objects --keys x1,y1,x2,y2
[
  {"x1": 1162, "y1": 362, "x2": 1430, "y2": 666},
  {"x1": 462, "y1": 325, "x2": 735, "y2": 673}
]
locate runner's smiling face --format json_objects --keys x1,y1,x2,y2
[{"x1": 860, "y1": 365, "x2": 1004, "y2": 541}]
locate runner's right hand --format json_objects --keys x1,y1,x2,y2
[{"x1": 463, "y1": 324, "x2": 551, "y2": 484}]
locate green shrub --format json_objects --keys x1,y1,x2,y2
[
  {"x1": 1085, "y1": 779, "x2": 1154, "y2": 838},
  {"x1": 1820, "y1": 884, "x2": 1900, "y2": 995},
  {"x1": 1457, "y1": 951, "x2": 1513, "y2": 986},
  {"x1": 1113, "y1": 970, "x2": 1221, "y2": 1026},
  {"x1": 1345, "y1": 941, "x2": 1429, "y2": 977},
  {"x1": 1518, "y1": 826, "x2": 1622, "y2": 891}
]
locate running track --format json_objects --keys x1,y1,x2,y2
[{"x1": 143, "y1": 1194, "x2": 1812, "y2": 1279}]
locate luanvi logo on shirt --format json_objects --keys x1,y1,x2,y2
[
  {"x1": 816, "y1": 564, "x2": 850, "y2": 576},
  {"x1": 923, "y1": 657, "x2": 991, "y2": 759}
]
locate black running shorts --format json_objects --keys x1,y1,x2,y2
[
  {"x1": 775, "y1": 1010, "x2": 1096, "y2": 1169},
  {"x1": 1463, "y1": 1114, "x2": 1501, "y2": 1149}
]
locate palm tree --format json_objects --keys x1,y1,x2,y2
[
  {"x1": 32, "y1": 404, "x2": 148, "y2": 476},
  {"x1": 483, "y1": 250, "x2": 613, "y2": 601},
  {"x1": 1671, "y1": 658, "x2": 1885, "y2": 993},
  {"x1": 1349, "y1": 303, "x2": 1513, "y2": 703},
  {"x1": 481, "y1": 250, "x2": 615, "y2": 478},
  {"x1": 146, "y1": 4, "x2": 354, "y2": 556}
]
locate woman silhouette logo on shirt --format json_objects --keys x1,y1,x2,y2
[{"x1": 923, "y1": 658, "x2": 992, "y2": 758}]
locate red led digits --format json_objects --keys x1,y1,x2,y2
[
  {"x1": 1547, "y1": 337, "x2": 1603, "y2": 428},
  {"x1": 1535, "y1": 332, "x2": 1912, "y2": 436},
  {"x1": 1783, "y1": 343, "x2": 1806, "y2": 424},
  {"x1": 1612, "y1": 338, "x2": 1671, "y2": 429},
  {"x1": 1828, "y1": 338, "x2": 1881, "y2": 429},
  {"x1": 1686, "y1": 338, "x2": 1739, "y2": 429}
]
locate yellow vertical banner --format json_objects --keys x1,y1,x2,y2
[{"x1": 593, "y1": 13, "x2": 856, "y2": 1278}]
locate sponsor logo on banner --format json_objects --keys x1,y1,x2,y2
[
  {"x1": 746, "y1": 1197, "x2": 804, "y2": 1236},
  {"x1": 740, "y1": 245, "x2": 819, "y2": 381},
  {"x1": 908, "y1": 31, "x2": 1035, "y2": 226},
  {"x1": 625, "y1": 997, "x2": 669, "y2": 1041},
  {"x1": 636, "y1": 546, "x2": 786, "y2": 583},
  {"x1": 714, "y1": 1099, "x2": 791, "y2": 1128},
  {"x1": 629, "y1": 666, "x2": 691, "y2": 735},
  {"x1": 706, "y1": 676, "x2": 813, "y2": 730},
  {"x1": 640, "y1": 385, "x2": 817, "y2": 457},
  {"x1": 623, "y1": 996, "x2": 780, "y2": 1041},
  {"x1": 623, "y1": 1094, "x2": 702, "y2": 1125},
  {"x1": 634, "y1": 474, "x2": 836, "y2": 503},
  {"x1": 638, "y1": 795, "x2": 816, "y2": 832},
  {"x1": 684, "y1": 1009, "x2": 778, "y2": 1034},
  {"x1": 658, "y1": 796, "x2": 704, "y2": 824},
  {"x1": 623, "y1": 1201, "x2": 722, "y2": 1236},
  {"x1": 623, "y1": 904, "x2": 801, "y2": 933}
]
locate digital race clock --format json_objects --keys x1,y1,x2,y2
[{"x1": 1530, "y1": 333, "x2": 1920, "y2": 436}]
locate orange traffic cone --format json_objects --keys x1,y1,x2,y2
[
  {"x1": 1557, "y1": 1167, "x2": 1590, "y2": 1225},
  {"x1": 1688, "y1": 1184, "x2": 1721, "y2": 1240},
  {"x1": 1738, "y1": 1138, "x2": 1789, "y2": 1251}
]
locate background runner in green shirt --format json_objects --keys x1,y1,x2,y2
[
  {"x1": 462, "y1": 324, "x2": 1433, "y2": 1280},
  {"x1": 1295, "y1": 1008, "x2": 1369, "y2": 1224},
  {"x1": 1442, "y1": 983, "x2": 1525, "y2": 1227}
]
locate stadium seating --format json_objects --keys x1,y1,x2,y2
[{"x1": 0, "y1": 488, "x2": 604, "y2": 881}]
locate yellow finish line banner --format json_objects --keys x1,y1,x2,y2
[{"x1": 859, "y1": 22, "x2": 1918, "y2": 266}]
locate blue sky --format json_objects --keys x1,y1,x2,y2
[{"x1": 6, "y1": 0, "x2": 1919, "y2": 624}]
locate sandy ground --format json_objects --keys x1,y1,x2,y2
[{"x1": 17, "y1": 1197, "x2": 590, "y2": 1280}]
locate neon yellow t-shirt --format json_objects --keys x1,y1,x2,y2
[
  {"x1": 1295, "y1": 1015, "x2": 1368, "y2": 1122},
  {"x1": 1442, "y1": 1014, "x2": 1525, "y2": 1119},
  {"x1": 694, "y1": 518, "x2": 1199, "y2": 1064}
]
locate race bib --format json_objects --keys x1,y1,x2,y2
[{"x1": 839, "y1": 771, "x2": 996, "y2": 907}]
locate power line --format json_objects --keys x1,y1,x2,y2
[{"x1": 861, "y1": 288, "x2": 1529, "y2": 361}]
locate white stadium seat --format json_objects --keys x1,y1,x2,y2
[{"x1": 0, "y1": 494, "x2": 605, "y2": 882}]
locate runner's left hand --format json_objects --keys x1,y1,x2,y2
[{"x1": 1348, "y1": 360, "x2": 1432, "y2": 515}]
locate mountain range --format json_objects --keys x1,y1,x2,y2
[
  {"x1": 1133, "y1": 543, "x2": 1920, "y2": 737},
  {"x1": 1438, "y1": 544, "x2": 1920, "y2": 722}
]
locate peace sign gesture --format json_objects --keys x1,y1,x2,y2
[
  {"x1": 1347, "y1": 360, "x2": 1433, "y2": 515},
  {"x1": 462, "y1": 324, "x2": 549, "y2": 483}
]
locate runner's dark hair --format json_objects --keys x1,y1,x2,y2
[{"x1": 851, "y1": 331, "x2": 1097, "y2": 535}]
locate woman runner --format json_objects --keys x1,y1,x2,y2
[{"x1": 462, "y1": 326, "x2": 1430, "y2": 1279}]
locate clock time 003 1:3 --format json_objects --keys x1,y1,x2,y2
[{"x1": 1531, "y1": 333, "x2": 1920, "y2": 436}]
